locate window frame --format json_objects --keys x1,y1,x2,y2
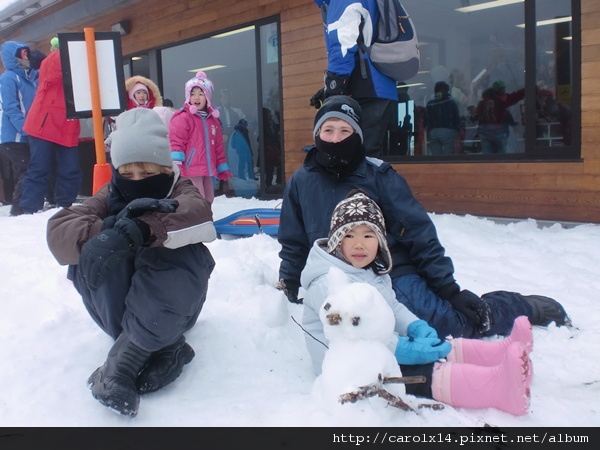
[{"x1": 384, "y1": 0, "x2": 581, "y2": 165}]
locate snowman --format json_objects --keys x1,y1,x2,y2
[{"x1": 312, "y1": 267, "x2": 409, "y2": 408}]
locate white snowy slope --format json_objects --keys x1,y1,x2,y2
[{"x1": 0, "y1": 195, "x2": 599, "y2": 427}]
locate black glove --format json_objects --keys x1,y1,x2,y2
[
  {"x1": 114, "y1": 217, "x2": 151, "y2": 246},
  {"x1": 323, "y1": 71, "x2": 349, "y2": 97},
  {"x1": 446, "y1": 288, "x2": 493, "y2": 333},
  {"x1": 309, "y1": 88, "x2": 325, "y2": 109},
  {"x1": 116, "y1": 198, "x2": 179, "y2": 221},
  {"x1": 275, "y1": 279, "x2": 303, "y2": 304},
  {"x1": 102, "y1": 215, "x2": 118, "y2": 230},
  {"x1": 79, "y1": 218, "x2": 146, "y2": 290}
]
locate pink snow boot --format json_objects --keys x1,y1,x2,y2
[
  {"x1": 447, "y1": 316, "x2": 533, "y2": 366},
  {"x1": 431, "y1": 341, "x2": 532, "y2": 416}
]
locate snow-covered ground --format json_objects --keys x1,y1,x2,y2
[{"x1": 1, "y1": 195, "x2": 599, "y2": 428}]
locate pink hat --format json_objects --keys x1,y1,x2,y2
[
  {"x1": 128, "y1": 82, "x2": 150, "y2": 107},
  {"x1": 184, "y1": 71, "x2": 219, "y2": 117}
]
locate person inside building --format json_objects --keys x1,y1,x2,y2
[
  {"x1": 276, "y1": 95, "x2": 571, "y2": 340},
  {"x1": 474, "y1": 80, "x2": 525, "y2": 154},
  {"x1": 425, "y1": 81, "x2": 461, "y2": 155}
]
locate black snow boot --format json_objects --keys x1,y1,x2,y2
[
  {"x1": 87, "y1": 333, "x2": 152, "y2": 417},
  {"x1": 524, "y1": 295, "x2": 571, "y2": 327},
  {"x1": 136, "y1": 337, "x2": 195, "y2": 394}
]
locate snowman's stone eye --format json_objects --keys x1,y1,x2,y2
[
  {"x1": 352, "y1": 316, "x2": 360, "y2": 326},
  {"x1": 323, "y1": 302, "x2": 331, "y2": 311}
]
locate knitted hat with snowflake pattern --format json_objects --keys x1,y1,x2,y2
[
  {"x1": 184, "y1": 71, "x2": 220, "y2": 117},
  {"x1": 327, "y1": 189, "x2": 392, "y2": 274}
]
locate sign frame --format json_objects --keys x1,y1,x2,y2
[{"x1": 59, "y1": 31, "x2": 127, "y2": 119}]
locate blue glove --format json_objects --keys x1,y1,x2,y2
[
  {"x1": 394, "y1": 336, "x2": 452, "y2": 365},
  {"x1": 407, "y1": 320, "x2": 439, "y2": 340}
]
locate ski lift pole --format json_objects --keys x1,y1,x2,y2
[{"x1": 84, "y1": 27, "x2": 111, "y2": 194}]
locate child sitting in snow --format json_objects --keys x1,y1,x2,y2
[
  {"x1": 46, "y1": 108, "x2": 217, "y2": 417},
  {"x1": 301, "y1": 190, "x2": 533, "y2": 415}
]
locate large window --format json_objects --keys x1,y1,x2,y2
[
  {"x1": 159, "y1": 19, "x2": 284, "y2": 198},
  {"x1": 385, "y1": 0, "x2": 579, "y2": 162}
]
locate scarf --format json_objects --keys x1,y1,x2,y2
[
  {"x1": 315, "y1": 133, "x2": 364, "y2": 177},
  {"x1": 108, "y1": 167, "x2": 174, "y2": 216}
]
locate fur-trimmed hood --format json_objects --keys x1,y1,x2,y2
[{"x1": 125, "y1": 75, "x2": 162, "y2": 110}]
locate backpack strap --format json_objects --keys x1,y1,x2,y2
[
  {"x1": 320, "y1": 2, "x2": 328, "y2": 24},
  {"x1": 357, "y1": 15, "x2": 369, "y2": 79}
]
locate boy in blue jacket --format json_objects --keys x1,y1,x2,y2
[{"x1": 277, "y1": 95, "x2": 570, "y2": 340}]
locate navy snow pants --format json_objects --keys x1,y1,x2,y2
[{"x1": 392, "y1": 274, "x2": 533, "y2": 339}]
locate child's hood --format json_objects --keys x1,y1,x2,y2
[{"x1": 125, "y1": 75, "x2": 162, "y2": 109}]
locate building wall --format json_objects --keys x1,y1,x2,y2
[{"x1": 4, "y1": 0, "x2": 599, "y2": 223}]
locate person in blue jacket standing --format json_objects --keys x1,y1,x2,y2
[
  {"x1": 276, "y1": 95, "x2": 570, "y2": 340},
  {"x1": 425, "y1": 81, "x2": 461, "y2": 155},
  {"x1": 310, "y1": 0, "x2": 397, "y2": 158},
  {"x1": 0, "y1": 41, "x2": 38, "y2": 216}
]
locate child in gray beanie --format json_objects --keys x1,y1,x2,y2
[{"x1": 47, "y1": 107, "x2": 217, "y2": 417}]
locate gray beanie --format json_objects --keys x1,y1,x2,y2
[
  {"x1": 313, "y1": 95, "x2": 363, "y2": 143},
  {"x1": 108, "y1": 108, "x2": 173, "y2": 169}
]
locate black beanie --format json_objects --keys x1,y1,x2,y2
[
  {"x1": 29, "y1": 50, "x2": 47, "y2": 70},
  {"x1": 313, "y1": 95, "x2": 363, "y2": 143},
  {"x1": 434, "y1": 81, "x2": 449, "y2": 94}
]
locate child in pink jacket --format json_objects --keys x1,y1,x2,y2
[{"x1": 169, "y1": 72, "x2": 232, "y2": 203}]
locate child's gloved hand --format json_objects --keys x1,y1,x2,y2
[
  {"x1": 116, "y1": 198, "x2": 179, "y2": 220},
  {"x1": 79, "y1": 218, "x2": 150, "y2": 290},
  {"x1": 79, "y1": 228, "x2": 130, "y2": 290},
  {"x1": 394, "y1": 336, "x2": 452, "y2": 365},
  {"x1": 275, "y1": 279, "x2": 303, "y2": 304},
  {"x1": 217, "y1": 170, "x2": 233, "y2": 180},
  {"x1": 309, "y1": 88, "x2": 325, "y2": 109},
  {"x1": 407, "y1": 320, "x2": 439, "y2": 340},
  {"x1": 448, "y1": 289, "x2": 493, "y2": 334}
]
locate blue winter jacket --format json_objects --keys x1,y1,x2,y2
[
  {"x1": 278, "y1": 148, "x2": 457, "y2": 295},
  {"x1": 0, "y1": 41, "x2": 38, "y2": 143},
  {"x1": 315, "y1": 0, "x2": 397, "y2": 101}
]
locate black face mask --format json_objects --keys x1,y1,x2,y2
[
  {"x1": 108, "y1": 168, "x2": 174, "y2": 215},
  {"x1": 315, "y1": 133, "x2": 364, "y2": 176}
]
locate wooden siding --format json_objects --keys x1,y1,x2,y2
[{"x1": 4, "y1": 0, "x2": 599, "y2": 223}]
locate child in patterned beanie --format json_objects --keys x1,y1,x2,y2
[{"x1": 300, "y1": 189, "x2": 534, "y2": 416}]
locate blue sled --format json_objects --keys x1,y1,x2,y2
[{"x1": 214, "y1": 208, "x2": 281, "y2": 238}]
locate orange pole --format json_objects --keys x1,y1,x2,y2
[{"x1": 84, "y1": 27, "x2": 111, "y2": 194}]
